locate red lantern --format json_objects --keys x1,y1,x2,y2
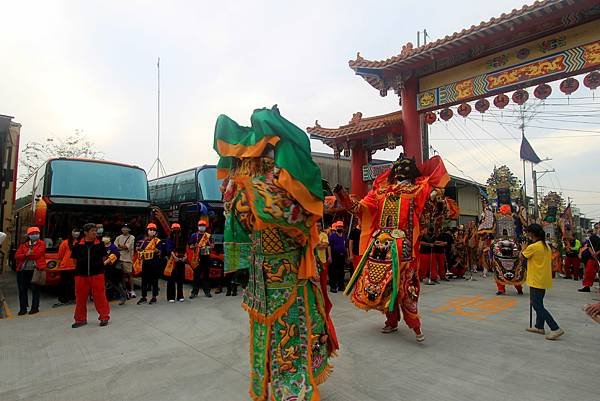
[
  {"x1": 560, "y1": 77, "x2": 579, "y2": 95},
  {"x1": 534, "y1": 83, "x2": 552, "y2": 100},
  {"x1": 424, "y1": 112, "x2": 437, "y2": 125},
  {"x1": 457, "y1": 103, "x2": 471, "y2": 117},
  {"x1": 512, "y1": 89, "x2": 529, "y2": 105},
  {"x1": 440, "y1": 108, "x2": 453, "y2": 121},
  {"x1": 493, "y1": 94, "x2": 509, "y2": 109},
  {"x1": 583, "y1": 71, "x2": 600, "y2": 90},
  {"x1": 475, "y1": 98, "x2": 490, "y2": 113}
]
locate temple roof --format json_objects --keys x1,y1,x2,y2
[
  {"x1": 307, "y1": 110, "x2": 402, "y2": 140},
  {"x1": 349, "y1": 0, "x2": 600, "y2": 93}
]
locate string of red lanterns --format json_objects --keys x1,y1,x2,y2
[{"x1": 424, "y1": 72, "x2": 598, "y2": 124}]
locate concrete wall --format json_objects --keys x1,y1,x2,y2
[{"x1": 0, "y1": 119, "x2": 20, "y2": 272}]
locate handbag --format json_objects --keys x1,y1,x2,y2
[{"x1": 31, "y1": 268, "x2": 46, "y2": 286}]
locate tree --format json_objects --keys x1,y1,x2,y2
[{"x1": 18, "y1": 130, "x2": 104, "y2": 185}]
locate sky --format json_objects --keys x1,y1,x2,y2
[{"x1": 1, "y1": 0, "x2": 599, "y2": 221}]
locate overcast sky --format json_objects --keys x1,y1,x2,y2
[{"x1": 2, "y1": 1, "x2": 599, "y2": 220}]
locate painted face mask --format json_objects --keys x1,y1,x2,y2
[
  {"x1": 388, "y1": 154, "x2": 420, "y2": 183},
  {"x1": 29, "y1": 234, "x2": 40, "y2": 241},
  {"x1": 198, "y1": 226, "x2": 207, "y2": 232}
]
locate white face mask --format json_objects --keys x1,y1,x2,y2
[
  {"x1": 148, "y1": 230, "x2": 157, "y2": 236},
  {"x1": 29, "y1": 234, "x2": 40, "y2": 241},
  {"x1": 102, "y1": 237, "x2": 111, "y2": 244},
  {"x1": 96, "y1": 228, "x2": 104, "y2": 235},
  {"x1": 198, "y1": 226, "x2": 206, "y2": 232},
  {"x1": 72, "y1": 231, "x2": 80, "y2": 238}
]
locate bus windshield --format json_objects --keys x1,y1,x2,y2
[
  {"x1": 49, "y1": 159, "x2": 149, "y2": 201},
  {"x1": 197, "y1": 167, "x2": 222, "y2": 201}
]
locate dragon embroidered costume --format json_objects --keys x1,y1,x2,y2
[{"x1": 214, "y1": 106, "x2": 337, "y2": 401}]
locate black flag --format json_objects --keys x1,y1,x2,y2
[{"x1": 520, "y1": 134, "x2": 541, "y2": 164}]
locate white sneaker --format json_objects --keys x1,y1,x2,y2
[
  {"x1": 168, "y1": 299, "x2": 175, "y2": 303},
  {"x1": 129, "y1": 292, "x2": 137, "y2": 299},
  {"x1": 545, "y1": 328, "x2": 565, "y2": 341},
  {"x1": 178, "y1": 298, "x2": 185, "y2": 302}
]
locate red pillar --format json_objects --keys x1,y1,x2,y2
[
  {"x1": 400, "y1": 77, "x2": 423, "y2": 165},
  {"x1": 351, "y1": 143, "x2": 369, "y2": 197}
]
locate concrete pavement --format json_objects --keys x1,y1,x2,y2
[{"x1": 0, "y1": 272, "x2": 598, "y2": 401}]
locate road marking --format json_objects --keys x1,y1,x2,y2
[{"x1": 432, "y1": 295, "x2": 517, "y2": 320}]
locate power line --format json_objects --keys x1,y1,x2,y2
[
  {"x1": 429, "y1": 145, "x2": 481, "y2": 185},
  {"x1": 430, "y1": 134, "x2": 600, "y2": 140},
  {"x1": 537, "y1": 186, "x2": 600, "y2": 194},
  {"x1": 438, "y1": 123, "x2": 490, "y2": 171},
  {"x1": 467, "y1": 119, "x2": 600, "y2": 134},
  {"x1": 467, "y1": 118, "x2": 516, "y2": 153},
  {"x1": 449, "y1": 119, "x2": 502, "y2": 166}
]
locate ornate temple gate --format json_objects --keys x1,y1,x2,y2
[{"x1": 311, "y1": 0, "x2": 600, "y2": 197}]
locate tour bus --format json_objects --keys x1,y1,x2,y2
[
  {"x1": 13, "y1": 158, "x2": 151, "y2": 285},
  {"x1": 148, "y1": 165, "x2": 224, "y2": 281}
]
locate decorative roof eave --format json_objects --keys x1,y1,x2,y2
[
  {"x1": 307, "y1": 110, "x2": 403, "y2": 140},
  {"x1": 349, "y1": 0, "x2": 600, "y2": 93}
]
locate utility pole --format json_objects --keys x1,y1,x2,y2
[{"x1": 532, "y1": 167, "x2": 555, "y2": 222}]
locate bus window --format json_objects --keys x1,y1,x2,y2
[
  {"x1": 173, "y1": 170, "x2": 196, "y2": 203},
  {"x1": 197, "y1": 167, "x2": 222, "y2": 201},
  {"x1": 49, "y1": 159, "x2": 148, "y2": 201},
  {"x1": 152, "y1": 175, "x2": 176, "y2": 207}
]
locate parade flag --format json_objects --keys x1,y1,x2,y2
[{"x1": 520, "y1": 134, "x2": 541, "y2": 164}]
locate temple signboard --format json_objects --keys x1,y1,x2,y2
[
  {"x1": 417, "y1": 21, "x2": 600, "y2": 111},
  {"x1": 362, "y1": 163, "x2": 393, "y2": 182}
]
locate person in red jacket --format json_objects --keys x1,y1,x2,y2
[
  {"x1": 70, "y1": 223, "x2": 110, "y2": 328},
  {"x1": 15, "y1": 227, "x2": 47, "y2": 315}
]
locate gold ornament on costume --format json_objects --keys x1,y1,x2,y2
[{"x1": 485, "y1": 165, "x2": 521, "y2": 201}]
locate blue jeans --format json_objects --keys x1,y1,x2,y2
[{"x1": 530, "y1": 287, "x2": 559, "y2": 331}]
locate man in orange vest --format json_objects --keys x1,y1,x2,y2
[
  {"x1": 15, "y1": 227, "x2": 47, "y2": 315},
  {"x1": 188, "y1": 219, "x2": 214, "y2": 298},
  {"x1": 53, "y1": 227, "x2": 80, "y2": 308},
  {"x1": 136, "y1": 223, "x2": 164, "y2": 304}
]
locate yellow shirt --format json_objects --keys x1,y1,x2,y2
[
  {"x1": 523, "y1": 241, "x2": 553, "y2": 289},
  {"x1": 316, "y1": 232, "x2": 329, "y2": 263}
]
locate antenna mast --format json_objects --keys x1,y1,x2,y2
[{"x1": 149, "y1": 57, "x2": 166, "y2": 178}]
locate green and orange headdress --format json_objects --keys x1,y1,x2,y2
[
  {"x1": 214, "y1": 105, "x2": 324, "y2": 217},
  {"x1": 214, "y1": 106, "x2": 323, "y2": 279}
]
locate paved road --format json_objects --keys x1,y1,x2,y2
[{"x1": 1, "y1": 272, "x2": 598, "y2": 401}]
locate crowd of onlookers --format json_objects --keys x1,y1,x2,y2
[
  {"x1": 12, "y1": 218, "x2": 600, "y2": 326},
  {"x1": 313, "y1": 219, "x2": 600, "y2": 326},
  {"x1": 13, "y1": 219, "x2": 238, "y2": 327}
]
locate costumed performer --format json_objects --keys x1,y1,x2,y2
[
  {"x1": 334, "y1": 154, "x2": 449, "y2": 342},
  {"x1": 215, "y1": 106, "x2": 338, "y2": 401}
]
